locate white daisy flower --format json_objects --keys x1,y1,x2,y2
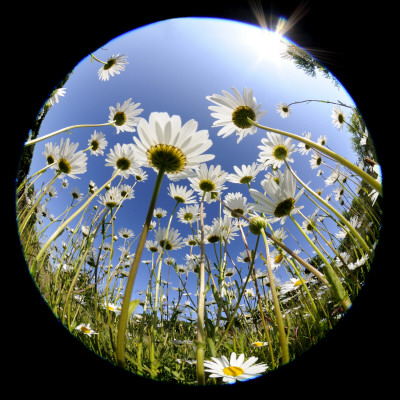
[
  {"x1": 97, "y1": 54, "x2": 128, "y2": 81},
  {"x1": 206, "y1": 86, "x2": 267, "y2": 143},
  {"x1": 118, "y1": 227, "x2": 134, "y2": 239},
  {"x1": 43, "y1": 142, "x2": 59, "y2": 167},
  {"x1": 155, "y1": 227, "x2": 184, "y2": 251},
  {"x1": 276, "y1": 102, "x2": 291, "y2": 118},
  {"x1": 204, "y1": 352, "x2": 268, "y2": 384},
  {"x1": 331, "y1": 105, "x2": 346, "y2": 130},
  {"x1": 108, "y1": 98, "x2": 143, "y2": 134},
  {"x1": 98, "y1": 186, "x2": 123, "y2": 209},
  {"x1": 145, "y1": 240, "x2": 160, "y2": 253},
  {"x1": 105, "y1": 143, "x2": 141, "y2": 179},
  {"x1": 176, "y1": 204, "x2": 204, "y2": 224},
  {"x1": 227, "y1": 162, "x2": 264, "y2": 185},
  {"x1": 223, "y1": 192, "x2": 250, "y2": 218},
  {"x1": 88, "y1": 130, "x2": 108, "y2": 156},
  {"x1": 48, "y1": 88, "x2": 66, "y2": 106},
  {"x1": 75, "y1": 323, "x2": 98, "y2": 337},
  {"x1": 132, "y1": 112, "x2": 214, "y2": 176},
  {"x1": 257, "y1": 131, "x2": 296, "y2": 169},
  {"x1": 309, "y1": 150, "x2": 323, "y2": 170},
  {"x1": 249, "y1": 168, "x2": 304, "y2": 224},
  {"x1": 153, "y1": 207, "x2": 167, "y2": 219},
  {"x1": 297, "y1": 132, "x2": 313, "y2": 155},
  {"x1": 55, "y1": 138, "x2": 87, "y2": 179},
  {"x1": 168, "y1": 183, "x2": 197, "y2": 204},
  {"x1": 118, "y1": 184, "x2": 135, "y2": 200},
  {"x1": 317, "y1": 135, "x2": 328, "y2": 146},
  {"x1": 189, "y1": 164, "x2": 228, "y2": 203}
]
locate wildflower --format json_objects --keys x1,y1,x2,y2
[
  {"x1": 105, "y1": 143, "x2": 141, "y2": 179},
  {"x1": 249, "y1": 168, "x2": 304, "y2": 224},
  {"x1": 145, "y1": 240, "x2": 160, "y2": 253},
  {"x1": 227, "y1": 162, "x2": 264, "y2": 185},
  {"x1": 118, "y1": 227, "x2": 134, "y2": 239},
  {"x1": 257, "y1": 131, "x2": 296, "y2": 169},
  {"x1": 206, "y1": 86, "x2": 266, "y2": 143},
  {"x1": 276, "y1": 102, "x2": 291, "y2": 118},
  {"x1": 118, "y1": 184, "x2": 135, "y2": 200},
  {"x1": 324, "y1": 163, "x2": 341, "y2": 186},
  {"x1": 98, "y1": 186, "x2": 123, "y2": 209},
  {"x1": 75, "y1": 323, "x2": 98, "y2": 337},
  {"x1": 223, "y1": 192, "x2": 250, "y2": 219},
  {"x1": 55, "y1": 138, "x2": 87, "y2": 179},
  {"x1": 317, "y1": 135, "x2": 327, "y2": 146},
  {"x1": 103, "y1": 302, "x2": 121, "y2": 314},
  {"x1": 168, "y1": 183, "x2": 197, "y2": 204},
  {"x1": 301, "y1": 211, "x2": 319, "y2": 234},
  {"x1": 88, "y1": 130, "x2": 108, "y2": 156},
  {"x1": 204, "y1": 352, "x2": 268, "y2": 384},
  {"x1": 132, "y1": 112, "x2": 214, "y2": 176},
  {"x1": 237, "y1": 249, "x2": 257, "y2": 264},
  {"x1": 309, "y1": 150, "x2": 322, "y2": 170},
  {"x1": 279, "y1": 277, "x2": 305, "y2": 295},
  {"x1": 48, "y1": 88, "x2": 66, "y2": 106},
  {"x1": 97, "y1": 54, "x2": 128, "y2": 81},
  {"x1": 108, "y1": 98, "x2": 143, "y2": 134},
  {"x1": 251, "y1": 341, "x2": 268, "y2": 347},
  {"x1": 153, "y1": 207, "x2": 167, "y2": 219},
  {"x1": 43, "y1": 142, "x2": 59, "y2": 167},
  {"x1": 331, "y1": 105, "x2": 346, "y2": 130},
  {"x1": 177, "y1": 204, "x2": 204, "y2": 224},
  {"x1": 155, "y1": 227, "x2": 184, "y2": 251},
  {"x1": 297, "y1": 132, "x2": 313, "y2": 155},
  {"x1": 189, "y1": 163, "x2": 228, "y2": 203},
  {"x1": 133, "y1": 167, "x2": 148, "y2": 182}
]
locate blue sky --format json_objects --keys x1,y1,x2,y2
[{"x1": 27, "y1": 17, "x2": 362, "y2": 314}]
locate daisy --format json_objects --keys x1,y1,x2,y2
[
  {"x1": 324, "y1": 163, "x2": 341, "y2": 186},
  {"x1": 145, "y1": 240, "x2": 160, "y2": 253},
  {"x1": 177, "y1": 204, "x2": 204, "y2": 224},
  {"x1": 227, "y1": 162, "x2": 264, "y2": 185},
  {"x1": 48, "y1": 87, "x2": 66, "y2": 106},
  {"x1": 97, "y1": 54, "x2": 128, "y2": 81},
  {"x1": 206, "y1": 86, "x2": 266, "y2": 143},
  {"x1": 98, "y1": 186, "x2": 123, "y2": 209},
  {"x1": 297, "y1": 132, "x2": 313, "y2": 155},
  {"x1": 276, "y1": 102, "x2": 291, "y2": 118},
  {"x1": 88, "y1": 130, "x2": 108, "y2": 156},
  {"x1": 75, "y1": 323, "x2": 98, "y2": 337},
  {"x1": 168, "y1": 183, "x2": 197, "y2": 204},
  {"x1": 118, "y1": 184, "x2": 135, "y2": 200},
  {"x1": 279, "y1": 277, "x2": 304, "y2": 295},
  {"x1": 155, "y1": 227, "x2": 184, "y2": 251},
  {"x1": 317, "y1": 135, "x2": 328, "y2": 146},
  {"x1": 223, "y1": 192, "x2": 250, "y2": 219},
  {"x1": 118, "y1": 227, "x2": 134, "y2": 239},
  {"x1": 61, "y1": 178, "x2": 69, "y2": 189},
  {"x1": 257, "y1": 131, "x2": 296, "y2": 169},
  {"x1": 251, "y1": 341, "x2": 268, "y2": 347},
  {"x1": 249, "y1": 168, "x2": 304, "y2": 224},
  {"x1": 55, "y1": 138, "x2": 87, "y2": 179},
  {"x1": 237, "y1": 249, "x2": 257, "y2": 264},
  {"x1": 105, "y1": 143, "x2": 141, "y2": 179},
  {"x1": 301, "y1": 211, "x2": 319, "y2": 234},
  {"x1": 43, "y1": 142, "x2": 59, "y2": 167},
  {"x1": 133, "y1": 167, "x2": 148, "y2": 182},
  {"x1": 331, "y1": 105, "x2": 346, "y2": 130},
  {"x1": 108, "y1": 98, "x2": 143, "y2": 134},
  {"x1": 132, "y1": 112, "x2": 214, "y2": 176},
  {"x1": 309, "y1": 150, "x2": 322, "y2": 170},
  {"x1": 153, "y1": 207, "x2": 167, "y2": 219},
  {"x1": 204, "y1": 352, "x2": 268, "y2": 384},
  {"x1": 189, "y1": 163, "x2": 228, "y2": 203}
]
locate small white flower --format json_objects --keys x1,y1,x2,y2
[
  {"x1": 97, "y1": 54, "x2": 128, "y2": 81},
  {"x1": 108, "y1": 98, "x2": 143, "y2": 134}
]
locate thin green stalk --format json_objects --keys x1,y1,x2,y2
[
  {"x1": 290, "y1": 214, "x2": 351, "y2": 311},
  {"x1": 249, "y1": 118, "x2": 382, "y2": 195},
  {"x1": 260, "y1": 229, "x2": 289, "y2": 365},
  {"x1": 196, "y1": 192, "x2": 206, "y2": 385},
  {"x1": 24, "y1": 122, "x2": 113, "y2": 146},
  {"x1": 31, "y1": 171, "x2": 119, "y2": 276},
  {"x1": 284, "y1": 160, "x2": 372, "y2": 256},
  {"x1": 116, "y1": 168, "x2": 165, "y2": 368}
]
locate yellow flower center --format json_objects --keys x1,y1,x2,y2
[
  {"x1": 223, "y1": 366, "x2": 244, "y2": 377},
  {"x1": 58, "y1": 158, "x2": 72, "y2": 174},
  {"x1": 147, "y1": 144, "x2": 187, "y2": 173},
  {"x1": 232, "y1": 105, "x2": 256, "y2": 129},
  {"x1": 273, "y1": 145, "x2": 288, "y2": 160},
  {"x1": 252, "y1": 341, "x2": 263, "y2": 347},
  {"x1": 80, "y1": 326, "x2": 91, "y2": 334},
  {"x1": 294, "y1": 279, "x2": 302, "y2": 287},
  {"x1": 274, "y1": 198, "x2": 295, "y2": 218},
  {"x1": 113, "y1": 111, "x2": 126, "y2": 126},
  {"x1": 275, "y1": 254, "x2": 283, "y2": 263}
]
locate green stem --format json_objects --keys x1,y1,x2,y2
[
  {"x1": 249, "y1": 119, "x2": 382, "y2": 195},
  {"x1": 31, "y1": 171, "x2": 119, "y2": 276},
  {"x1": 260, "y1": 229, "x2": 289, "y2": 364},
  {"x1": 196, "y1": 192, "x2": 206, "y2": 385},
  {"x1": 24, "y1": 122, "x2": 113, "y2": 147},
  {"x1": 284, "y1": 160, "x2": 372, "y2": 256},
  {"x1": 116, "y1": 168, "x2": 165, "y2": 368},
  {"x1": 290, "y1": 214, "x2": 351, "y2": 311}
]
